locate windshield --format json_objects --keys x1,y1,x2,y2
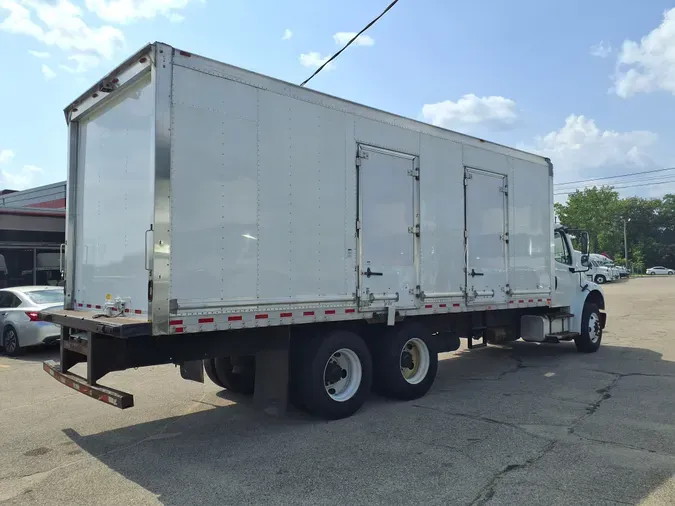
[{"x1": 26, "y1": 289, "x2": 64, "y2": 305}]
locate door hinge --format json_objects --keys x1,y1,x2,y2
[
  {"x1": 464, "y1": 172, "x2": 472, "y2": 185},
  {"x1": 356, "y1": 220, "x2": 361, "y2": 231},
  {"x1": 500, "y1": 186, "x2": 508, "y2": 195},
  {"x1": 407, "y1": 168, "x2": 420, "y2": 179},
  {"x1": 408, "y1": 224, "x2": 420, "y2": 236},
  {"x1": 464, "y1": 229, "x2": 468, "y2": 239},
  {"x1": 500, "y1": 232, "x2": 509, "y2": 243}
]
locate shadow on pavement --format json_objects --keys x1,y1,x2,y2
[
  {"x1": 61, "y1": 342, "x2": 675, "y2": 505},
  {"x1": 1, "y1": 345, "x2": 59, "y2": 363}
]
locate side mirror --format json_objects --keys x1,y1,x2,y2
[
  {"x1": 580, "y1": 232, "x2": 589, "y2": 255},
  {"x1": 581, "y1": 254, "x2": 589, "y2": 267}
]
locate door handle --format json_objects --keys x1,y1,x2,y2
[
  {"x1": 363, "y1": 267, "x2": 383, "y2": 278},
  {"x1": 470, "y1": 268, "x2": 484, "y2": 277}
]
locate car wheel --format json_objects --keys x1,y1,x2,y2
[
  {"x1": 669, "y1": 271, "x2": 674, "y2": 275},
  {"x1": 594, "y1": 275, "x2": 606, "y2": 284},
  {"x1": 2, "y1": 327, "x2": 22, "y2": 357},
  {"x1": 649, "y1": 271, "x2": 655, "y2": 275}
]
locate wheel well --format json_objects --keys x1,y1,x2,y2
[{"x1": 585, "y1": 290, "x2": 605, "y2": 310}]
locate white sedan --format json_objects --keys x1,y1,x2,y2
[
  {"x1": 0, "y1": 286, "x2": 63, "y2": 356},
  {"x1": 646, "y1": 266, "x2": 674, "y2": 275}
]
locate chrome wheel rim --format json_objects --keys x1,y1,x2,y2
[{"x1": 588, "y1": 313, "x2": 601, "y2": 343}]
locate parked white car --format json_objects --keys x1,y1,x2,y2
[
  {"x1": 646, "y1": 266, "x2": 674, "y2": 275},
  {"x1": 0, "y1": 286, "x2": 63, "y2": 356}
]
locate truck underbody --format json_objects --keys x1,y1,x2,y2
[{"x1": 41, "y1": 302, "x2": 606, "y2": 418}]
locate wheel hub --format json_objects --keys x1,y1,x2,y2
[
  {"x1": 400, "y1": 349, "x2": 414, "y2": 370},
  {"x1": 324, "y1": 360, "x2": 345, "y2": 385}
]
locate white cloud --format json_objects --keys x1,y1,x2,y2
[
  {"x1": 333, "y1": 31, "x2": 374, "y2": 47},
  {"x1": 59, "y1": 53, "x2": 100, "y2": 73},
  {"x1": 282, "y1": 28, "x2": 293, "y2": 40},
  {"x1": 421, "y1": 94, "x2": 518, "y2": 131},
  {"x1": 1, "y1": 164, "x2": 43, "y2": 190},
  {"x1": 613, "y1": 8, "x2": 675, "y2": 98},
  {"x1": 84, "y1": 0, "x2": 199, "y2": 24},
  {"x1": 299, "y1": 52, "x2": 334, "y2": 70},
  {"x1": 41, "y1": 63, "x2": 56, "y2": 80},
  {"x1": 0, "y1": 0, "x2": 125, "y2": 60},
  {"x1": 0, "y1": 149, "x2": 15, "y2": 164},
  {"x1": 28, "y1": 49, "x2": 49, "y2": 58},
  {"x1": 590, "y1": 40, "x2": 611, "y2": 58},
  {"x1": 525, "y1": 115, "x2": 658, "y2": 180}
]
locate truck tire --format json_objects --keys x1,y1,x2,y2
[
  {"x1": 594, "y1": 274, "x2": 606, "y2": 284},
  {"x1": 373, "y1": 323, "x2": 438, "y2": 400},
  {"x1": 574, "y1": 303, "x2": 602, "y2": 353},
  {"x1": 203, "y1": 359, "x2": 226, "y2": 388},
  {"x1": 204, "y1": 356, "x2": 255, "y2": 394},
  {"x1": 293, "y1": 330, "x2": 372, "y2": 420}
]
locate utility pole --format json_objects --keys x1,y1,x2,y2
[{"x1": 623, "y1": 219, "x2": 628, "y2": 270}]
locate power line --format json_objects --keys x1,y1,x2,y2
[
  {"x1": 554, "y1": 178, "x2": 675, "y2": 196},
  {"x1": 554, "y1": 167, "x2": 675, "y2": 187},
  {"x1": 299, "y1": 0, "x2": 400, "y2": 87}
]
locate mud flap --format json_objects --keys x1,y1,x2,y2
[{"x1": 179, "y1": 360, "x2": 204, "y2": 383}]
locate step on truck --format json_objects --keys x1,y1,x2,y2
[{"x1": 41, "y1": 42, "x2": 607, "y2": 420}]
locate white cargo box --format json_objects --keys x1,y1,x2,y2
[{"x1": 63, "y1": 42, "x2": 554, "y2": 336}]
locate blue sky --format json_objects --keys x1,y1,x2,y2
[{"x1": 1, "y1": 0, "x2": 675, "y2": 199}]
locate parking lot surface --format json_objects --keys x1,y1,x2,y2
[{"x1": 1, "y1": 277, "x2": 674, "y2": 505}]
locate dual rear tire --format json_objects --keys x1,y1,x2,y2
[
  {"x1": 203, "y1": 324, "x2": 439, "y2": 420},
  {"x1": 203, "y1": 356, "x2": 255, "y2": 395},
  {"x1": 291, "y1": 325, "x2": 438, "y2": 420}
]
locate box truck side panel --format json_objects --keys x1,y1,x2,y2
[
  {"x1": 509, "y1": 157, "x2": 553, "y2": 296},
  {"x1": 418, "y1": 135, "x2": 465, "y2": 299},
  {"x1": 73, "y1": 74, "x2": 155, "y2": 313},
  {"x1": 169, "y1": 65, "x2": 356, "y2": 308}
]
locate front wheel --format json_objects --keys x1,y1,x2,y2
[
  {"x1": 649, "y1": 271, "x2": 656, "y2": 275},
  {"x1": 574, "y1": 303, "x2": 602, "y2": 353},
  {"x1": 668, "y1": 271, "x2": 674, "y2": 275},
  {"x1": 293, "y1": 330, "x2": 372, "y2": 420},
  {"x1": 594, "y1": 275, "x2": 606, "y2": 284},
  {"x1": 373, "y1": 323, "x2": 438, "y2": 400}
]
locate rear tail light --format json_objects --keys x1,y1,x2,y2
[{"x1": 25, "y1": 312, "x2": 40, "y2": 322}]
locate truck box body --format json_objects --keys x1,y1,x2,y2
[{"x1": 65, "y1": 42, "x2": 554, "y2": 337}]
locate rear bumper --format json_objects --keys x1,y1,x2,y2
[
  {"x1": 17, "y1": 322, "x2": 61, "y2": 348},
  {"x1": 43, "y1": 360, "x2": 134, "y2": 408}
]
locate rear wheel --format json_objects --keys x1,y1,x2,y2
[
  {"x1": 594, "y1": 275, "x2": 606, "y2": 284},
  {"x1": 203, "y1": 358, "x2": 225, "y2": 388},
  {"x1": 373, "y1": 323, "x2": 438, "y2": 400},
  {"x1": 574, "y1": 303, "x2": 602, "y2": 353},
  {"x1": 204, "y1": 356, "x2": 255, "y2": 394},
  {"x1": 293, "y1": 330, "x2": 372, "y2": 420},
  {"x1": 2, "y1": 327, "x2": 22, "y2": 357}
]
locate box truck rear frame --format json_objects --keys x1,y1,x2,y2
[{"x1": 40, "y1": 42, "x2": 606, "y2": 420}]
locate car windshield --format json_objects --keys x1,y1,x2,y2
[{"x1": 25, "y1": 289, "x2": 64, "y2": 305}]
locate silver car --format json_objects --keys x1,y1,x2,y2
[{"x1": 0, "y1": 286, "x2": 63, "y2": 356}]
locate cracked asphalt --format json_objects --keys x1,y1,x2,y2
[{"x1": 1, "y1": 277, "x2": 674, "y2": 505}]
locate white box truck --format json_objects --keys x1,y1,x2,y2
[{"x1": 40, "y1": 43, "x2": 607, "y2": 420}]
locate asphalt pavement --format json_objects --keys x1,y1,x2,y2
[{"x1": 1, "y1": 277, "x2": 674, "y2": 505}]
